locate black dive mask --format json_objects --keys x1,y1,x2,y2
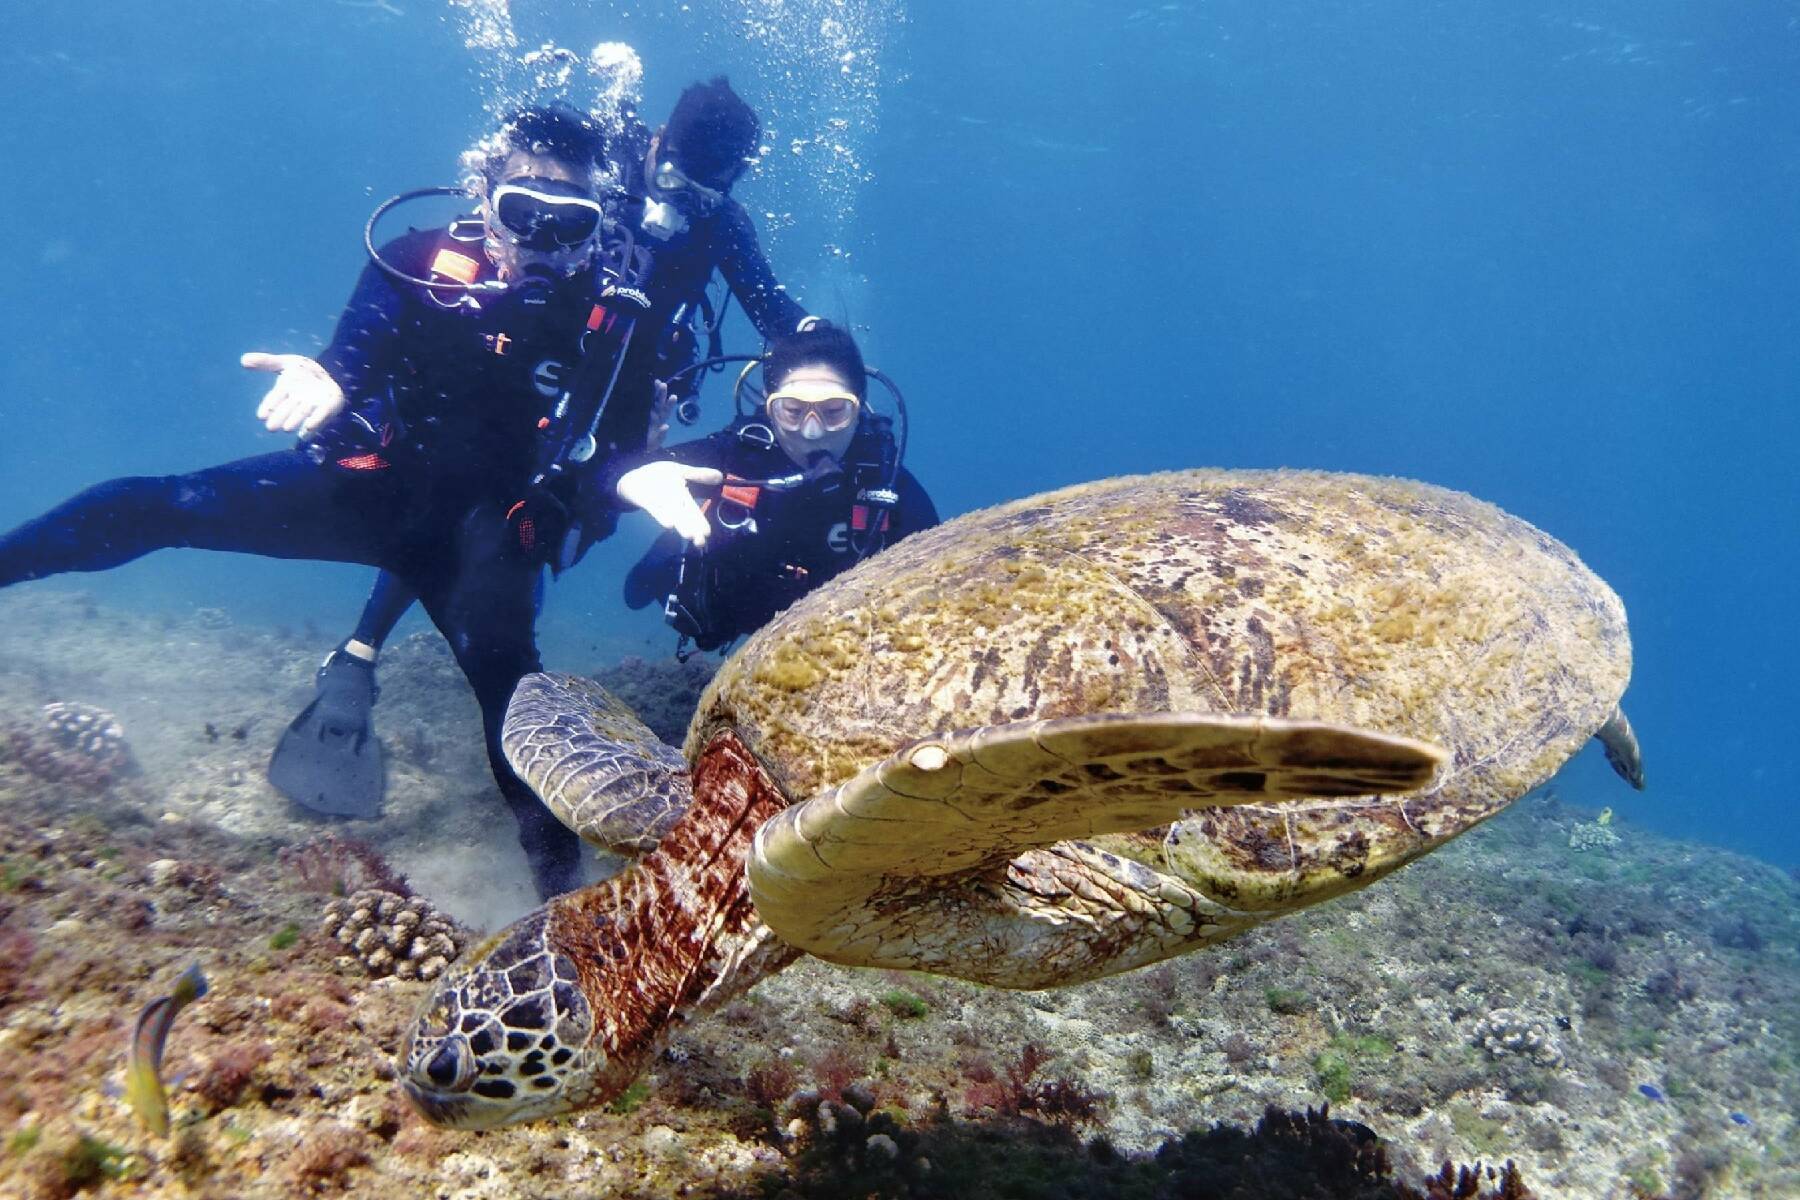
[{"x1": 491, "y1": 177, "x2": 604, "y2": 251}]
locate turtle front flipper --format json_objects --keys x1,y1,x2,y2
[
  {"x1": 1594, "y1": 705, "x2": 1645, "y2": 790},
  {"x1": 746, "y1": 712, "x2": 1444, "y2": 984},
  {"x1": 503, "y1": 673, "x2": 693, "y2": 855}
]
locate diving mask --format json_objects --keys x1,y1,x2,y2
[
  {"x1": 766, "y1": 387, "x2": 861, "y2": 435},
  {"x1": 490, "y1": 177, "x2": 604, "y2": 251},
  {"x1": 651, "y1": 160, "x2": 725, "y2": 213},
  {"x1": 640, "y1": 138, "x2": 727, "y2": 241}
]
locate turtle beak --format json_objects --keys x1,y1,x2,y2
[
  {"x1": 401, "y1": 1076, "x2": 481, "y2": 1128},
  {"x1": 398, "y1": 1032, "x2": 483, "y2": 1123}
]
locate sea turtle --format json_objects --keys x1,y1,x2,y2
[{"x1": 399, "y1": 468, "x2": 1641, "y2": 1128}]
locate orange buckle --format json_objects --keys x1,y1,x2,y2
[
  {"x1": 720, "y1": 484, "x2": 761, "y2": 509},
  {"x1": 429, "y1": 249, "x2": 481, "y2": 285}
]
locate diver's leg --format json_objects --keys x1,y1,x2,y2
[
  {"x1": 415, "y1": 509, "x2": 583, "y2": 901},
  {"x1": 352, "y1": 571, "x2": 419, "y2": 653},
  {"x1": 323, "y1": 571, "x2": 420, "y2": 731},
  {"x1": 0, "y1": 450, "x2": 389, "y2": 587}
]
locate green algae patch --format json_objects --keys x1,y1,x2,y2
[{"x1": 607, "y1": 1080, "x2": 651, "y2": 1115}]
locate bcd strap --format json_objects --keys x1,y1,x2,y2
[{"x1": 529, "y1": 283, "x2": 647, "y2": 485}]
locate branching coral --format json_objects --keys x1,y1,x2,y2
[
  {"x1": 320, "y1": 889, "x2": 466, "y2": 981},
  {"x1": 960, "y1": 1043, "x2": 1106, "y2": 1127}
]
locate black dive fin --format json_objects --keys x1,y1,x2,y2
[{"x1": 268, "y1": 653, "x2": 384, "y2": 818}]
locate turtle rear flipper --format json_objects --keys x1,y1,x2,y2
[
  {"x1": 747, "y1": 711, "x2": 1445, "y2": 979},
  {"x1": 503, "y1": 673, "x2": 693, "y2": 855},
  {"x1": 1595, "y1": 705, "x2": 1645, "y2": 790}
]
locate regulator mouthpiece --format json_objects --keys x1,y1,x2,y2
[{"x1": 641, "y1": 199, "x2": 689, "y2": 241}]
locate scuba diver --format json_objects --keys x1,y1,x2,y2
[
  {"x1": 614, "y1": 323, "x2": 938, "y2": 657},
  {"x1": 276, "y1": 75, "x2": 818, "y2": 816},
  {"x1": 624, "y1": 75, "x2": 814, "y2": 403},
  {"x1": 0, "y1": 105, "x2": 652, "y2": 900}
]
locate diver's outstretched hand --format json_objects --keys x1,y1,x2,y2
[
  {"x1": 617, "y1": 461, "x2": 723, "y2": 546},
  {"x1": 243, "y1": 352, "x2": 346, "y2": 438}
]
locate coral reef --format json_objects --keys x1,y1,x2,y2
[
  {"x1": 742, "y1": 1100, "x2": 1537, "y2": 1200},
  {"x1": 40, "y1": 703, "x2": 131, "y2": 769},
  {"x1": 958, "y1": 1043, "x2": 1107, "y2": 1126},
  {"x1": 321, "y1": 889, "x2": 468, "y2": 982},
  {"x1": 1, "y1": 702, "x2": 133, "y2": 791},
  {"x1": 1568, "y1": 821, "x2": 1621, "y2": 853},
  {"x1": 1, "y1": 593, "x2": 1798, "y2": 1199}
]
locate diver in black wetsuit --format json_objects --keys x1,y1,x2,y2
[
  {"x1": 613, "y1": 324, "x2": 938, "y2": 655},
  {"x1": 0, "y1": 105, "x2": 650, "y2": 900},
  {"x1": 292, "y1": 77, "x2": 818, "y2": 808}
]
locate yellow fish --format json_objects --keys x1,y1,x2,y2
[
  {"x1": 125, "y1": 963, "x2": 208, "y2": 1136},
  {"x1": 1597, "y1": 807, "x2": 1614, "y2": 827}
]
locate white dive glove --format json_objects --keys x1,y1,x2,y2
[
  {"x1": 242, "y1": 352, "x2": 347, "y2": 438},
  {"x1": 616, "y1": 461, "x2": 724, "y2": 546}
]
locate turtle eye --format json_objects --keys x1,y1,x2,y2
[{"x1": 423, "y1": 1042, "x2": 475, "y2": 1091}]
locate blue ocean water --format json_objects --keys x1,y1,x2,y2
[{"x1": 0, "y1": 0, "x2": 1793, "y2": 866}]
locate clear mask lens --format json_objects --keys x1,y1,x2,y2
[
  {"x1": 650, "y1": 160, "x2": 725, "y2": 214},
  {"x1": 767, "y1": 392, "x2": 860, "y2": 434}
]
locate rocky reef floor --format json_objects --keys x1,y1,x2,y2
[{"x1": 0, "y1": 588, "x2": 1795, "y2": 1199}]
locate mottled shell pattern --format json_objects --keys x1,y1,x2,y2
[{"x1": 697, "y1": 468, "x2": 1631, "y2": 919}]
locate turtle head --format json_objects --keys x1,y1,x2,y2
[{"x1": 398, "y1": 907, "x2": 631, "y2": 1128}]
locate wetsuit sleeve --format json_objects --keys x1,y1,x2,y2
[
  {"x1": 714, "y1": 201, "x2": 809, "y2": 338},
  {"x1": 311, "y1": 242, "x2": 423, "y2": 446},
  {"x1": 887, "y1": 469, "x2": 940, "y2": 542}
]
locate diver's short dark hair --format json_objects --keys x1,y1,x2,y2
[
  {"x1": 764, "y1": 323, "x2": 867, "y2": 402},
  {"x1": 485, "y1": 105, "x2": 609, "y2": 190},
  {"x1": 664, "y1": 77, "x2": 760, "y2": 190}
]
